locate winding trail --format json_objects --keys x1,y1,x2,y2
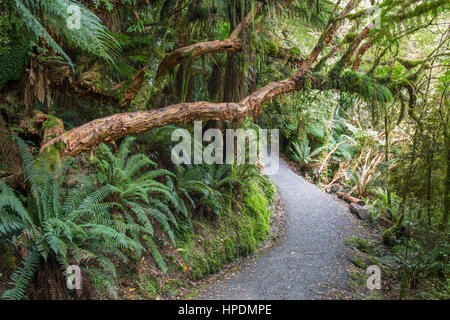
[{"x1": 198, "y1": 154, "x2": 357, "y2": 299}]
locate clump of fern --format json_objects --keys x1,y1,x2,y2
[
  {"x1": 91, "y1": 137, "x2": 180, "y2": 271},
  {"x1": 289, "y1": 139, "x2": 324, "y2": 172},
  {"x1": 166, "y1": 163, "x2": 234, "y2": 217},
  {"x1": 0, "y1": 137, "x2": 142, "y2": 300}
]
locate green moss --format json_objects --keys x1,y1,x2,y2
[
  {"x1": 223, "y1": 238, "x2": 235, "y2": 261},
  {"x1": 342, "y1": 32, "x2": 358, "y2": 44},
  {"x1": 340, "y1": 70, "x2": 393, "y2": 104},
  {"x1": 263, "y1": 40, "x2": 279, "y2": 56},
  {"x1": 165, "y1": 279, "x2": 182, "y2": 295},
  {"x1": 191, "y1": 256, "x2": 209, "y2": 280},
  {"x1": 243, "y1": 182, "x2": 270, "y2": 242},
  {"x1": 170, "y1": 177, "x2": 274, "y2": 282},
  {"x1": 259, "y1": 176, "x2": 276, "y2": 205},
  {"x1": 42, "y1": 115, "x2": 63, "y2": 130},
  {"x1": 208, "y1": 244, "x2": 227, "y2": 273},
  {"x1": 237, "y1": 215, "x2": 257, "y2": 256},
  {"x1": 36, "y1": 145, "x2": 61, "y2": 171},
  {"x1": 290, "y1": 47, "x2": 301, "y2": 58},
  {"x1": 137, "y1": 275, "x2": 162, "y2": 298},
  {"x1": 342, "y1": 70, "x2": 362, "y2": 90},
  {"x1": 397, "y1": 58, "x2": 427, "y2": 69}
]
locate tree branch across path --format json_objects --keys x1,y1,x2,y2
[
  {"x1": 40, "y1": 78, "x2": 299, "y2": 156},
  {"x1": 41, "y1": 0, "x2": 363, "y2": 157}
]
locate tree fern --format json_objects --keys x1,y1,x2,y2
[{"x1": 9, "y1": 0, "x2": 120, "y2": 67}]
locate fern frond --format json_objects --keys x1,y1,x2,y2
[{"x1": 1, "y1": 248, "x2": 40, "y2": 300}]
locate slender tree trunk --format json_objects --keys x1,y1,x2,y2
[
  {"x1": 426, "y1": 141, "x2": 434, "y2": 227},
  {"x1": 441, "y1": 140, "x2": 450, "y2": 232},
  {"x1": 384, "y1": 106, "x2": 391, "y2": 205}
]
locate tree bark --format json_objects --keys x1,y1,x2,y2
[
  {"x1": 337, "y1": 192, "x2": 365, "y2": 205},
  {"x1": 352, "y1": 38, "x2": 373, "y2": 71},
  {"x1": 156, "y1": 39, "x2": 242, "y2": 79},
  {"x1": 41, "y1": 78, "x2": 299, "y2": 156}
]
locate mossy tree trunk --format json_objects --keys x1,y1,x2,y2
[{"x1": 0, "y1": 114, "x2": 21, "y2": 177}]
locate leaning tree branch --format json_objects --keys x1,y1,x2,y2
[
  {"x1": 155, "y1": 2, "x2": 263, "y2": 79},
  {"x1": 155, "y1": 39, "x2": 243, "y2": 78},
  {"x1": 295, "y1": 0, "x2": 358, "y2": 77},
  {"x1": 352, "y1": 37, "x2": 374, "y2": 71},
  {"x1": 40, "y1": 0, "x2": 359, "y2": 157},
  {"x1": 40, "y1": 78, "x2": 299, "y2": 156},
  {"x1": 340, "y1": 23, "x2": 375, "y2": 68}
]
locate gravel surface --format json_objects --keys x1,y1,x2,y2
[{"x1": 197, "y1": 154, "x2": 358, "y2": 299}]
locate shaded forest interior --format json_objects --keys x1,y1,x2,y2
[{"x1": 0, "y1": 0, "x2": 448, "y2": 300}]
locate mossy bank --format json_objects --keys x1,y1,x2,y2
[{"x1": 113, "y1": 175, "x2": 278, "y2": 300}]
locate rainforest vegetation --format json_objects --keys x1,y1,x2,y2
[{"x1": 0, "y1": 0, "x2": 448, "y2": 300}]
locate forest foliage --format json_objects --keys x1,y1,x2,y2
[{"x1": 0, "y1": 0, "x2": 448, "y2": 299}]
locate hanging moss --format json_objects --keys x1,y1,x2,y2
[
  {"x1": 339, "y1": 70, "x2": 393, "y2": 104},
  {"x1": 386, "y1": 0, "x2": 446, "y2": 23},
  {"x1": 397, "y1": 58, "x2": 428, "y2": 69}
]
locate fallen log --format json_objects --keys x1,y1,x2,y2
[{"x1": 337, "y1": 192, "x2": 365, "y2": 205}]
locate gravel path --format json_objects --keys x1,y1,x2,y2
[{"x1": 198, "y1": 154, "x2": 357, "y2": 299}]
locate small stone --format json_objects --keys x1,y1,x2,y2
[{"x1": 349, "y1": 203, "x2": 370, "y2": 220}]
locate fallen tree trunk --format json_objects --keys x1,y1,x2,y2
[{"x1": 337, "y1": 192, "x2": 365, "y2": 205}]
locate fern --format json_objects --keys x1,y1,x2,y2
[
  {"x1": 289, "y1": 139, "x2": 324, "y2": 169},
  {"x1": 9, "y1": 0, "x2": 120, "y2": 67},
  {"x1": 91, "y1": 136, "x2": 180, "y2": 269},
  {"x1": 0, "y1": 137, "x2": 141, "y2": 299}
]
